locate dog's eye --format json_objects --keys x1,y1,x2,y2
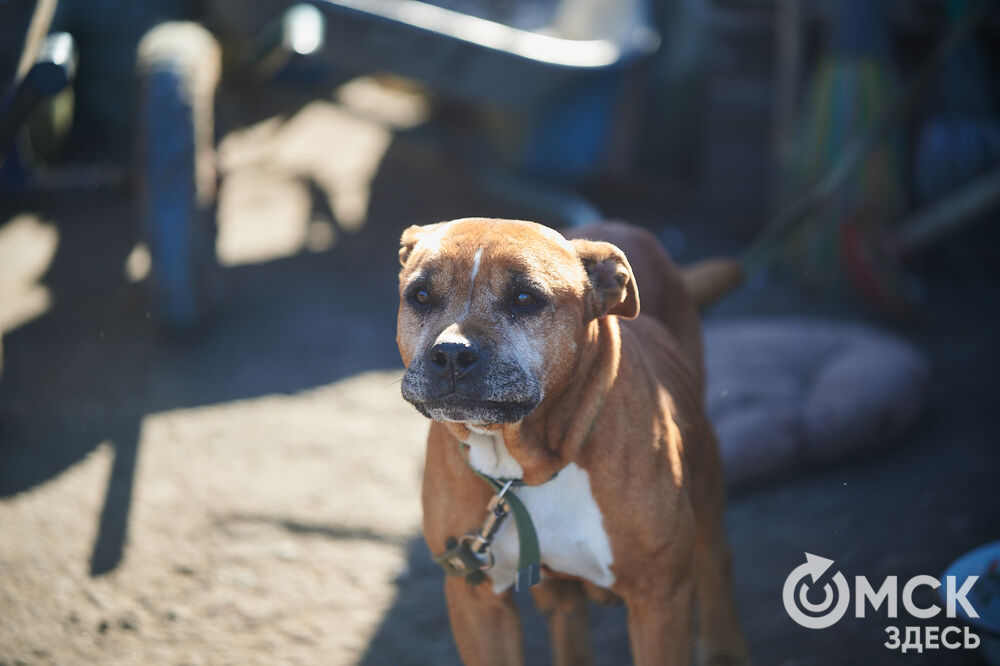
[
  {"x1": 407, "y1": 284, "x2": 433, "y2": 308},
  {"x1": 509, "y1": 289, "x2": 545, "y2": 315}
]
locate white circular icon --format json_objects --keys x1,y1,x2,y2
[{"x1": 783, "y1": 553, "x2": 851, "y2": 629}]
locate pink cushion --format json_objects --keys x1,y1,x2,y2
[{"x1": 705, "y1": 319, "x2": 931, "y2": 488}]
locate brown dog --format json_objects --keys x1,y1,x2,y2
[{"x1": 396, "y1": 218, "x2": 749, "y2": 665}]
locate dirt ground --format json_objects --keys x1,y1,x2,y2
[{"x1": 1, "y1": 81, "x2": 998, "y2": 666}]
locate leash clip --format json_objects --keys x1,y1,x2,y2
[
  {"x1": 460, "y1": 534, "x2": 496, "y2": 570},
  {"x1": 434, "y1": 479, "x2": 518, "y2": 581},
  {"x1": 466, "y1": 478, "x2": 516, "y2": 561}
]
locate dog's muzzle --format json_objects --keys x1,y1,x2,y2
[{"x1": 401, "y1": 339, "x2": 541, "y2": 424}]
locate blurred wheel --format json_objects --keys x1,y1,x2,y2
[{"x1": 135, "y1": 22, "x2": 221, "y2": 333}]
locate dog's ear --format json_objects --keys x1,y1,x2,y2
[
  {"x1": 399, "y1": 222, "x2": 443, "y2": 268},
  {"x1": 570, "y1": 239, "x2": 640, "y2": 320}
]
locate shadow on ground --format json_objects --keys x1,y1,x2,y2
[
  {"x1": 358, "y1": 537, "x2": 633, "y2": 666},
  {"x1": 0, "y1": 189, "x2": 399, "y2": 573},
  {"x1": 0, "y1": 116, "x2": 515, "y2": 577}
]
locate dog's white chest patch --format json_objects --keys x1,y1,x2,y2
[{"x1": 463, "y1": 431, "x2": 616, "y2": 594}]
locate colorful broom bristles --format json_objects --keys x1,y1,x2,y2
[{"x1": 783, "y1": 55, "x2": 905, "y2": 294}]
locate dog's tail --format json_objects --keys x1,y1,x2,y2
[{"x1": 681, "y1": 258, "x2": 745, "y2": 309}]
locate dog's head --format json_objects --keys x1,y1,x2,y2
[{"x1": 396, "y1": 218, "x2": 638, "y2": 427}]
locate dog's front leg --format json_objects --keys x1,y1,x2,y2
[
  {"x1": 445, "y1": 577, "x2": 524, "y2": 666},
  {"x1": 623, "y1": 566, "x2": 696, "y2": 666},
  {"x1": 532, "y1": 578, "x2": 593, "y2": 666}
]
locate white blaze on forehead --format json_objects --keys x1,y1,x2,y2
[
  {"x1": 469, "y1": 247, "x2": 483, "y2": 284},
  {"x1": 463, "y1": 247, "x2": 484, "y2": 318}
]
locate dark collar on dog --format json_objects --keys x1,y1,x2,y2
[{"x1": 432, "y1": 444, "x2": 545, "y2": 591}]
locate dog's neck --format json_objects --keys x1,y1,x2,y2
[{"x1": 444, "y1": 316, "x2": 622, "y2": 485}]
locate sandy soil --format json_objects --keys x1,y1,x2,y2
[
  {"x1": 0, "y1": 83, "x2": 451, "y2": 665},
  {"x1": 0, "y1": 372, "x2": 426, "y2": 666}
]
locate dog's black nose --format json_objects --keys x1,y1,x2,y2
[{"x1": 428, "y1": 340, "x2": 481, "y2": 378}]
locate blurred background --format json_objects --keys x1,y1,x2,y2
[{"x1": 1, "y1": 0, "x2": 999, "y2": 663}]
